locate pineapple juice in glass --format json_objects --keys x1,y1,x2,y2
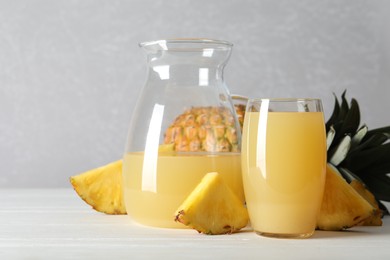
[
  {"x1": 241, "y1": 98, "x2": 326, "y2": 238},
  {"x1": 123, "y1": 39, "x2": 244, "y2": 228}
]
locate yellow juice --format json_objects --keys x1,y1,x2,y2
[
  {"x1": 242, "y1": 111, "x2": 326, "y2": 235},
  {"x1": 122, "y1": 152, "x2": 243, "y2": 228}
]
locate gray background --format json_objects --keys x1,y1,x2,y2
[{"x1": 1, "y1": 0, "x2": 389, "y2": 188}]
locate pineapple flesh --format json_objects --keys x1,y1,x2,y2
[
  {"x1": 317, "y1": 164, "x2": 375, "y2": 231},
  {"x1": 70, "y1": 145, "x2": 174, "y2": 214},
  {"x1": 70, "y1": 160, "x2": 126, "y2": 214},
  {"x1": 164, "y1": 106, "x2": 243, "y2": 152},
  {"x1": 174, "y1": 172, "x2": 249, "y2": 235}
]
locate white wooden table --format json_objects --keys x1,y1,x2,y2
[{"x1": 1, "y1": 189, "x2": 390, "y2": 259}]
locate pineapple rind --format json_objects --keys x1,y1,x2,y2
[
  {"x1": 70, "y1": 160, "x2": 126, "y2": 215},
  {"x1": 174, "y1": 172, "x2": 249, "y2": 235},
  {"x1": 350, "y1": 180, "x2": 383, "y2": 226},
  {"x1": 317, "y1": 164, "x2": 375, "y2": 231}
]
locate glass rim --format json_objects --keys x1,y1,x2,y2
[
  {"x1": 139, "y1": 38, "x2": 233, "y2": 52},
  {"x1": 247, "y1": 98, "x2": 322, "y2": 103}
]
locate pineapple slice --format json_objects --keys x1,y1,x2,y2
[
  {"x1": 174, "y1": 172, "x2": 249, "y2": 235},
  {"x1": 70, "y1": 160, "x2": 126, "y2": 214},
  {"x1": 350, "y1": 180, "x2": 382, "y2": 226},
  {"x1": 70, "y1": 144, "x2": 174, "y2": 214},
  {"x1": 317, "y1": 164, "x2": 375, "y2": 230}
]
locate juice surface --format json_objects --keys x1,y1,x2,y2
[
  {"x1": 123, "y1": 152, "x2": 243, "y2": 228},
  {"x1": 242, "y1": 111, "x2": 326, "y2": 235}
]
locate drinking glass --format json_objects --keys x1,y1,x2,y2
[{"x1": 241, "y1": 98, "x2": 327, "y2": 238}]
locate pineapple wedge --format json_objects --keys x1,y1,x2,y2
[
  {"x1": 70, "y1": 144, "x2": 174, "y2": 214},
  {"x1": 174, "y1": 172, "x2": 249, "y2": 235},
  {"x1": 350, "y1": 180, "x2": 382, "y2": 226},
  {"x1": 317, "y1": 164, "x2": 375, "y2": 230},
  {"x1": 70, "y1": 160, "x2": 126, "y2": 214}
]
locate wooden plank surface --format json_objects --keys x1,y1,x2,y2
[{"x1": 1, "y1": 189, "x2": 389, "y2": 259}]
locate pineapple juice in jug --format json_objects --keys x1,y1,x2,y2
[{"x1": 123, "y1": 152, "x2": 242, "y2": 228}]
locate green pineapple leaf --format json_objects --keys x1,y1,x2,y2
[
  {"x1": 343, "y1": 143, "x2": 390, "y2": 173},
  {"x1": 339, "y1": 98, "x2": 360, "y2": 136},
  {"x1": 326, "y1": 90, "x2": 390, "y2": 216},
  {"x1": 364, "y1": 126, "x2": 390, "y2": 141},
  {"x1": 365, "y1": 161, "x2": 390, "y2": 176},
  {"x1": 326, "y1": 93, "x2": 341, "y2": 132},
  {"x1": 349, "y1": 132, "x2": 389, "y2": 155},
  {"x1": 332, "y1": 97, "x2": 360, "y2": 146},
  {"x1": 329, "y1": 135, "x2": 351, "y2": 166},
  {"x1": 339, "y1": 90, "x2": 349, "y2": 120},
  {"x1": 351, "y1": 125, "x2": 368, "y2": 149},
  {"x1": 361, "y1": 174, "x2": 390, "y2": 201},
  {"x1": 326, "y1": 126, "x2": 336, "y2": 150}
]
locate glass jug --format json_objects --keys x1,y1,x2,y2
[{"x1": 123, "y1": 39, "x2": 244, "y2": 228}]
